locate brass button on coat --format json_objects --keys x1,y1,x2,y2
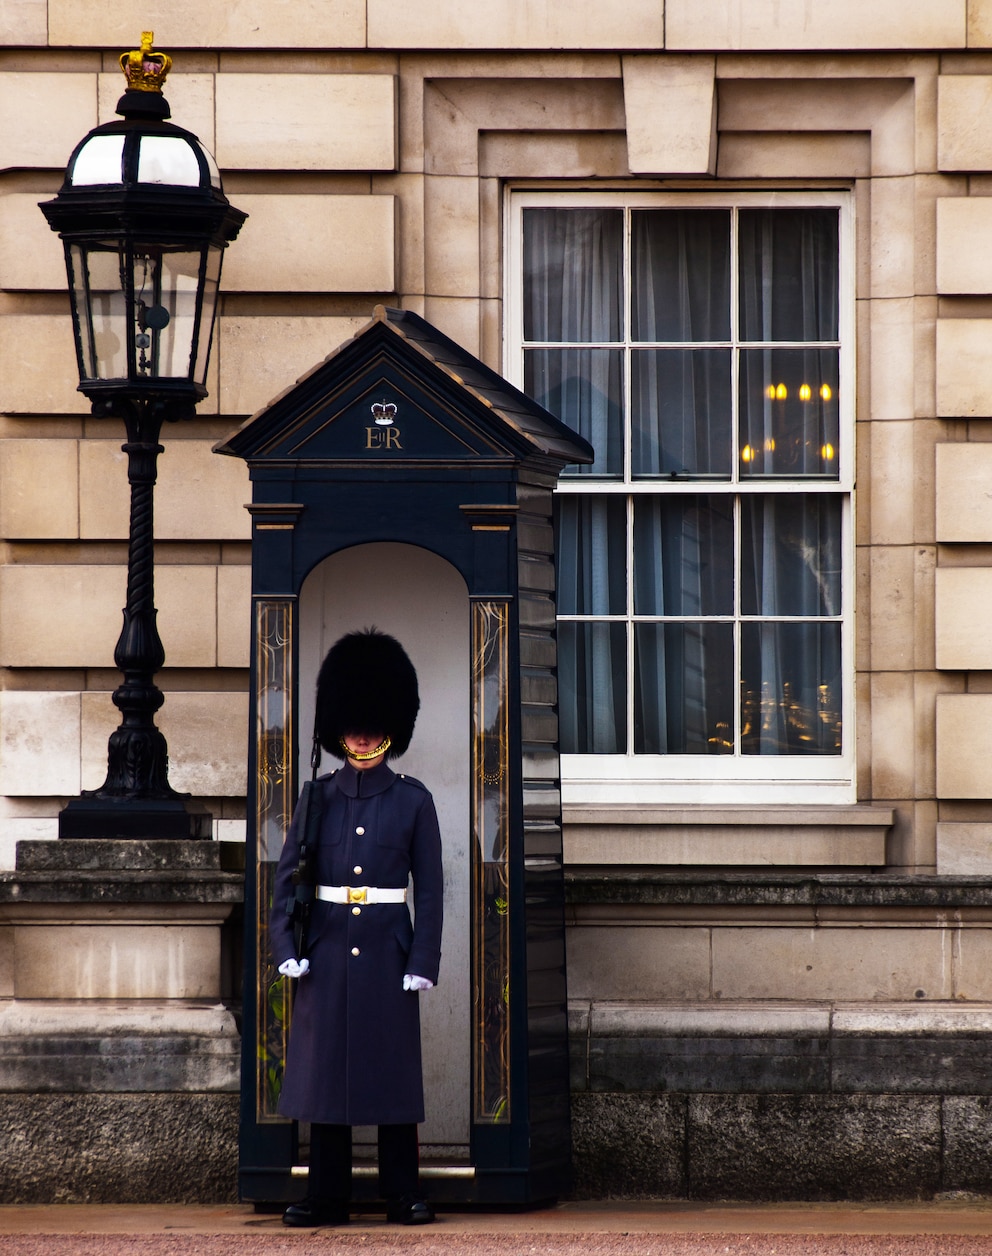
[
  {"x1": 351, "y1": 947, "x2": 360, "y2": 957},
  {"x1": 356, "y1": 826, "x2": 365, "y2": 835}
]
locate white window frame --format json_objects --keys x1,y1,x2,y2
[{"x1": 505, "y1": 188, "x2": 857, "y2": 806}]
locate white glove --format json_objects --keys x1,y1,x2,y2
[
  {"x1": 403, "y1": 974, "x2": 434, "y2": 991},
  {"x1": 278, "y1": 958, "x2": 310, "y2": 979}
]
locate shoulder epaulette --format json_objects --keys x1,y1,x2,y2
[{"x1": 396, "y1": 772, "x2": 430, "y2": 794}]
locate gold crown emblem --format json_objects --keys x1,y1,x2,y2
[{"x1": 119, "y1": 32, "x2": 172, "y2": 94}]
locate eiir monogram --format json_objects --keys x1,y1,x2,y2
[{"x1": 365, "y1": 426, "x2": 403, "y2": 450}]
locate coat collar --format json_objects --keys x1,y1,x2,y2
[{"x1": 335, "y1": 758, "x2": 396, "y2": 798}]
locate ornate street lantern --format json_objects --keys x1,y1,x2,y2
[{"x1": 40, "y1": 34, "x2": 247, "y2": 838}]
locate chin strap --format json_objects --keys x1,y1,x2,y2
[{"x1": 341, "y1": 734, "x2": 392, "y2": 761}]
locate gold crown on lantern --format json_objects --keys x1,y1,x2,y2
[{"x1": 119, "y1": 32, "x2": 172, "y2": 93}]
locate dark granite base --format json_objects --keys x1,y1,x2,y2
[{"x1": 0, "y1": 1093, "x2": 239, "y2": 1204}]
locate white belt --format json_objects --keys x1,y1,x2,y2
[{"x1": 316, "y1": 884, "x2": 407, "y2": 905}]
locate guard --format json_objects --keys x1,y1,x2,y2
[{"x1": 270, "y1": 628, "x2": 444, "y2": 1227}]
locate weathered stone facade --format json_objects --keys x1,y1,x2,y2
[{"x1": 4, "y1": 0, "x2": 992, "y2": 1202}]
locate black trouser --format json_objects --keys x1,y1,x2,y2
[{"x1": 309, "y1": 1122, "x2": 419, "y2": 1203}]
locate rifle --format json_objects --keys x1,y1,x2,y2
[{"x1": 285, "y1": 736, "x2": 323, "y2": 961}]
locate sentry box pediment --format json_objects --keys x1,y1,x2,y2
[
  {"x1": 218, "y1": 308, "x2": 591, "y2": 1209},
  {"x1": 216, "y1": 304, "x2": 589, "y2": 474}
]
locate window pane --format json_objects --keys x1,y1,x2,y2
[
  {"x1": 557, "y1": 622, "x2": 627, "y2": 753},
  {"x1": 526, "y1": 348, "x2": 623, "y2": 476},
  {"x1": 739, "y1": 208, "x2": 839, "y2": 342},
  {"x1": 631, "y1": 209, "x2": 731, "y2": 343},
  {"x1": 555, "y1": 496, "x2": 627, "y2": 615},
  {"x1": 635, "y1": 623, "x2": 735, "y2": 754},
  {"x1": 633, "y1": 495, "x2": 734, "y2": 616},
  {"x1": 632, "y1": 348, "x2": 732, "y2": 477},
  {"x1": 739, "y1": 348, "x2": 839, "y2": 478},
  {"x1": 741, "y1": 496, "x2": 842, "y2": 617},
  {"x1": 523, "y1": 207, "x2": 623, "y2": 342},
  {"x1": 741, "y1": 622, "x2": 842, "y2": 755}
]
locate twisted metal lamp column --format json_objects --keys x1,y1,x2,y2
[
  {"x1": 93, "y1": 398, "x2": 182, "y2": 799},
  {"x1": 58, "y1": 396, "x2": 209, "y2": 838}
]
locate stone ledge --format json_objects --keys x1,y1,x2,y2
[
  {"x1": 565, "y1": 871, "x2": 992, "y2": 910},
  {"x1": 569, "y1": 1001, "x2": 992, "y2": 1098},
  {"x1": 563, "y1": 805, "x2": 892, "y2": 868}
]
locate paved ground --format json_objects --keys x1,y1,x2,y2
[{"x1": 1, "y1": 1202, "x2": 992, "y2": 1255}]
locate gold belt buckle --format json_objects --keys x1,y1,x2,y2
[{"x1": 348, "y1": 886, "x2": 368, "y2": 904}]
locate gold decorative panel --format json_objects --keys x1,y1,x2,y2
[
  {"x1": 254, "y1": 597, "x2": 295, "y2": 1123},
  {"x1": 471, "y1": 598, "x2": 511, "y2": 1123}
]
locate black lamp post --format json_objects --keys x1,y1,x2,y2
[{"x1": 40, "y1": 33, "x2": 247, "y2": 839}]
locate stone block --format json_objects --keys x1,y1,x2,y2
[
  {"x1": 711, "y1": 927, "x2": 951, "y2": 1001},
  {"x1": 0, "y1": 315, "x2": 89, "y2": 416},
  {"x1": 952, "y1": 927, "x2": 992, "y2": 1000},
  {"x1": 570, "y1": 1092, "x2": 686, "y2": 1199},
  {"x1": 869, "y1": 546, "x2": 916, "y2": 672},
  {"x1": 216, "y1": 75, "x2": 396, "y2": 171},
  {"x1": 0, "y1": 0, "x2": 47, "y2": 44},
  {"x1": 217, "y1": 315, "x2": 368, "y2": 416},
  {"x1": 0, "y1": 565, "x2": 217, "y2": 668},
  {"x1": 936, "y1": 821, "x2": 992, "y2": 874},
  {"x1": 935, "y1": 442, "x2": 992, "y2": 541},
  {"x1": 937, "y1": 198, "x2": 992, "y2": 294},
  {"x1": 0, "y1": 74, "x2": 96, "y2": 171},
  {"x1": 0, "y1": 1092, "x2": 238, "y2": 1203},
  {"x1": 622, "y1": 56, "x2": 716, "y2": 175},
  {"x1": 717, "y1": 132, "x2": 871, "y2": 180},
  {"x1": 0, "y1": 439, "x2": 79, "y2": 539},
  {"x1": 15, "y1": 923, "x2": 219, "y2": 1000},
  {"x1": 971, "y1": 1, "x2": 992, "y2": 47},
  {"x1": 687, "y1": 1094, "x2": 942, "y2": 1200},
  {"x1": 590, "y1": 1035, "x2": 829, "y2": 1096},
  {"x1": 158, "y1": 692, "x2": 249, "y2": 798},
  {"x1": 668, "y1": 0, "x2": 964, "y2": 48},
  {"x1": 0, "y1": 193, "x2": 66, "y2": 291},
  {"x1": 830, "y1": 1036, "x2": 992, "y2": 1095},
  {"x1": 0, "y1": 1000, "x2": 239, "y2": 1093},
  {"x1": 943, "y1": 1097, "x2": 992, "y2": 1194},
  {"x1": 566, "y1": 926, "x2": 710, "y2": 1001},
  {"x1": 870, "y1": 671, "x2": 916, "y2": 800},
  {"x1": 868, "y1": 421, "x2": 917, "y2": 546},
  {"x1": 938, "y1": 76, "x2": 992, "y2": 171},
  {"x1": 78, "y1": 440, "x2": 249, "y2": 541},
  {"x1": 870, "y1": 299, "x2": 916, "y2": 422},
  {"x1": 870, "y1": 177, "x2": 916, "y2": 299},
  {"x1": 936, "y1": 693, "x2": 992, "y2": 798},
  {"x1": 80, "y1": 691, "x2": 248, "y2": 798},
  {"x1": 0, "y1": 693, "x2": 80, "y2": 798},
  {"x1": 423, "y1": 177, "x2": 481, "y2": 299},
  {"x1": 366, "y1": 0, "x2": 664, "y2": 48},
  {"x1": 221, "y1": 195, "x2": 395, "y2": 294},
  {"x1": 936, "y1": 320, "x2": 992, "y2": 416},
  {"x1": 217, "y1": 566, "x2": 251, "y2": 670},
  {"x1": 935, "y1": 567, "x2": 992, "y2": 669},
  {"x1": 46, "y1": 1, "x2": 365, "y2": 49}
]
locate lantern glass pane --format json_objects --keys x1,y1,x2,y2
[
  {"x1": 192, "y1": 246, "x2": 222, "y2": 384},
  {"x1": 136, "y1": 136, "x2": 203, "y2": 188},
  {"x1": 70, "y1": 135, "x2": 125, "y2": 187},
  {"x1": 70, "y1": 242, "x2": 128, "y2": 380},
  {"x1": 132, "y1": 249, "x2": 203, "y2": 382}
]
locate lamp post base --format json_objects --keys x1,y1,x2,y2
[{"x1": 58, "y1": 796, "x2": 212, "y2": 840}]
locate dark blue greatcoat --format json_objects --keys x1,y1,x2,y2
[{"x1": 270, "y1": 758, "x2": 444, "y2": 1126}]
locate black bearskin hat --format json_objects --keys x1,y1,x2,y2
[{"x1": 315, "y1": 627, "x2": 420, "y2": 759}]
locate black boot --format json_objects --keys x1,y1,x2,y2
[
  {"x1": 386, "y1": 1192, "x2": 435, "y2": 1225},
  {"x1": 282, "y1": 1198, "x2": 349, "y2": 1228}
]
